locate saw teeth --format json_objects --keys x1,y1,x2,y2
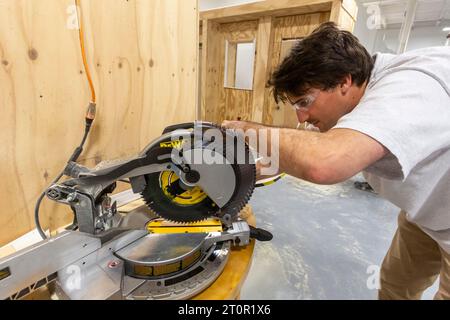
[
  {"x1": 148, "y1": 208, "x2": 208, "y2": 224},
  {"x1": 140, "y1": 123, "x2": 256, "y2": 224}
]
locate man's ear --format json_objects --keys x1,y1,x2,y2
[{"x1": 339, "y1": 75, "x2": 353, "y2": 95}]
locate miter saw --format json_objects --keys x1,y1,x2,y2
[{"x1": 0, "y1": 121, "x2": 273, "y2": 300}]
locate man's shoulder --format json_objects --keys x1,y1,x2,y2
[
  {"x1": 374, "y1": 46, "x2": 450, "y2": 65},
  {"x1": 370, "y1": 47, "x2": 450, "y2": 95}
]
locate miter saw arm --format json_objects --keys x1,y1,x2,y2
[{"x1": 45, "y1": 121, "x2": 256, "y2": 234}]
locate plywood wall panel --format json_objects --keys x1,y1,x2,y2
[
  {"x1": 201, "y1": 20, "x2": 221, "y2": 122},
  {"x1": 215, "y1": 20, "x2": 257, "y2": 123},
  {"x1": 0, "y1": 0, "x2": 198, "y2": 246},
  {"x1": 222, "y1": 89, "x2": 253, "y2": 121},
  {"x1": 251, "y1": 16, "x2": 273, "y2": 123}
]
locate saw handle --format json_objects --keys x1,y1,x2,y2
[
  {"x1": 162, "y1": 121, "x2": 217, "y2": 134},
  {"x1": 249, "y1": 226, "x2": 273, "y2": 242}
]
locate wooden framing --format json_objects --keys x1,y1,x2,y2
[
  {"x1": 264, "y1": 12, "x2": 331, "y2": 127},
  {"x1": 201, "y1": 0, "x2": 334, "y2": 22},
  {"x1": 330, "y1": 0, "x2": 358, "y2": 31},
  {"x1": 200, "y1": 0, "x2": 358, "y2": 126}
]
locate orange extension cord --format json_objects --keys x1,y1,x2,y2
[
  {"x1": 35, "y1": 0, "x2": 98, "y2": 240},
  {"x1": 75, "y1": 0, "x2": 96, "y2": 104}
]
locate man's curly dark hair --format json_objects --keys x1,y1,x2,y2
[{"x1": 269, "y1": 22, "x2": 374, "y2": 103}]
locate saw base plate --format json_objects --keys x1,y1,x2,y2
[
  {"x1": 114, "y1": 206, "x2": 232, "y2": 299},
  {"x1": 122, "y1": 242, "x2": 230, "y2": 300}
]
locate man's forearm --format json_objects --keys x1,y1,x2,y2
[
  {"x1": 241, "y1": 123, "x2": 365, "y2": 185},
  {"x1": 256, "y1": 126, "x2": 331, "y2": 183}
]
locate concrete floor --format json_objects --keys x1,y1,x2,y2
[{"x1": 241, "y1": 174, "x2": 439, "y2": 300}]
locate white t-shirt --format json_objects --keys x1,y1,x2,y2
[{"x1": 333, "y1": 47, "x2": 450, "y2": 253}]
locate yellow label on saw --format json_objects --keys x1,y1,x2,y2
[
  {"x1": 147, "y1": 218, "x2": 223, "y2": 234},
  {"x1": 160, "y1": 140, "x2": 186, "y2": 149},
  {"x1": 181, "y1": 250, "x2": 201, "y2": 269},
  {"x1": 153, "y1": 262, "x2": 181, "y2": 276},
  {"x1": 134, "y1": 265, "x2": 153, "y2": 277}
]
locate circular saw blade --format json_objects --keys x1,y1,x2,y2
[
  {"x1": 141, "y1": 123, "x2": 256, "y2": 223},
  {"x1": 142, "y1": 171, "x2": 218, "y2": 223}
]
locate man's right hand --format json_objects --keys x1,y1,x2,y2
[{"x1": 255, "y1": 160, "x2": 281, "y2": 182}]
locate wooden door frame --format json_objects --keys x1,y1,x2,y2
[{"x1": 200, "y1": 0, "x2": 357, "y2": 124}]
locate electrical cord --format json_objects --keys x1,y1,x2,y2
[
  {"x1": 75, "y1": 0, "x2": 96, "y2": 104},
  {"x1": 35, "y1": 113, "x2": 95, "y2": 240},
  {"x1": 34, "y1": 173, "x2": 64, "y2": 240},
  {"x1": 35, "y1": 0, "x2": 96, "y2": 240},
  {"x1": 255, "y1": 173, "x2": 286, "y2": 188}
]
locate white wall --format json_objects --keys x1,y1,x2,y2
[
  {"x1": 407, "y1": 25, "x2": 449, "y2": 50},
  {"x1": 199, "y1": 0, "x2": 262, "y2": 11},
  {"x1": 353, "y1": 2, "x2": 380, "y2": 53},
  {"x1": 354, "y1": 0, "x2": 450, "y2": 53},
  {"x1": 371, "y1": 28, "x2": 401, "y2": 53},
  {"x1": 235, "y1": 42, "x2": 256, "y2": 89},
  {"x1": 357, "y1": 23, "x2": 450, "y2": 54}
]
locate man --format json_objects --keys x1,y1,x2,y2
[{"x1": 222, "y1": 22, "x2": 450, "y2": 300}]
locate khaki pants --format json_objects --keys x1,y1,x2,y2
[{"x1": 379, "y1": 211, "x2": 450, "y2": 300}]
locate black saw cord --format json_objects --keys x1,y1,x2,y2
[
  {"x1": 35, "y1": 1, "x2": 96, "y2": 240},
  {"x1": 35, "y1": 114, "x2": 95, "y2": 240}
]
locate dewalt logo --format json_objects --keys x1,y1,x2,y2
[{"x1": 160, "y1": 140, "x2": 186, "y2": 149}]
